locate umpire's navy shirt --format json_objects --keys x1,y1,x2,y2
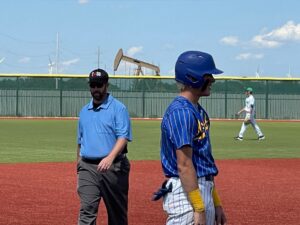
[{"x1": 77, "y1": 94, "x2": 132, "y2": 158}]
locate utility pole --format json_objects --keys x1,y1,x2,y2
[
  {"x1": 56, "y1": 32, "x2": 60, "y2": 74},
  {"x1": 55, "y1": 32, "x2": 60, "y2": 89}
]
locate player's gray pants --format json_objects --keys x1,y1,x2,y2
[
  {"x1": 239, "y1": 114, "x2": 263, "y2": 137},
  {"x1": 163, "y1": 177, "x2": 215, "y2": 225},
  {"x1": 77, "y1": 156, "x2": 130, "y2": 225}
]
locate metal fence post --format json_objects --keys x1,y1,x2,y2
[
  {"x1": 265, "y1": 80, "x2": 269, "y2": 119},
  {"x1": 224, "y1": 80, "x2": 228, "y2": 119},
  {"x1": 16, "y1": 77, "x2": 19, "y2": 116},
  {"x1": 60, "y1": 77, "x2": 63, "y2": 117},
  {"x1": 142, "y1": 90, "x2": 145, "y2": 118}
]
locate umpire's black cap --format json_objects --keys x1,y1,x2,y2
[{"x1": 89, "y1": 68, "x2": 109, "y2": 84}]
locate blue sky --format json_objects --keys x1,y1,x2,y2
[{"x1": 1, "y1": 0, "x2": 300, "y2": 77}]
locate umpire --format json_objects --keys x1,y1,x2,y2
[{"x1": 76, "y1": 68, "x2": 132, "y2": 225}]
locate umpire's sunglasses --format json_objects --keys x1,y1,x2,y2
[{"x1": 89, "y1": 82, "x2": 104, "y2": 88}]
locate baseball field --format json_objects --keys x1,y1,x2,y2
[{"x1": 0, "y1": 119, "x2": 299, "y2": 225}]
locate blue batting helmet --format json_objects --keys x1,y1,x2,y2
[{"x1": 175, "y1": 51, "x2": 223, "y2": 88}]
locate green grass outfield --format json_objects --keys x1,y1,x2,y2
[{"x1": 0, "y1": 119, "x2": 299, "y2": 163}]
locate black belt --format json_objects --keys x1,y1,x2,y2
[
  {"x1": 204, "y1": 175, "x2": 214, "y2": 181},
  {"x1": 81, "y1": 154, "x2": 126, "y2": 164}
]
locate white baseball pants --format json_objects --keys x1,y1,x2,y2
[
  {"x1": 163, "y1": 177, "x2": 215, "y2": 225},
  {"x1": 239, "y1": 113, "x2": 263, "y2": 137}
]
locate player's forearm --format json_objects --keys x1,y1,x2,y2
[
  {"x1": 178, "y1": 160, "x2": 205, "y2": 212},
  {"x1": 178, "y1": 159, "x2": 198, "y2": 191},
  {"x1": 176, "y1": 146, "x2": 205, "y2": 212},
  {"x1": 212, "y1": 186, "x2": 222, "y2": 207},
  {"x1": 177, "y1": 146, "x2": 198, "y2": 192},
  {"x1": 237, "y1": 108, "x2": 244, "y2": 114}
]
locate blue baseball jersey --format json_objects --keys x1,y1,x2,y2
[{"x1": 160, "y1": 96, "x2": 218, "y2": 177}]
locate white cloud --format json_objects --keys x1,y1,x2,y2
[
  {"x1": 251, "y1": 35, "x2": 281, "y2": 48},
  {"x1": 236, "y1": 53, "x2": 264, "y2": 60},
  {"x1": 62, "y1": 58, "x2": 80, "y2": 66},
  {"x1": 78, "y1": 0, "x2": 89, "y2": 4},
  {"x1": 127, "y1": 46, "x2": 143, "y2": 57},
  {"x1": 269, "y1": 21, "x2": 300, "y2": 41},
  {"x1": 252, "y1": 20, "x2": 300, "y2": 48},
  {"x1": 220, "y1": 36, "x2": 239, "y2": 46},
  {"x1": 18, "y1": 57, "x2": 31, "y2": 63}
]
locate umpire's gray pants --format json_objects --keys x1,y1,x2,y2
[{"x1": 77, "y1": 156, "x2": 130, "y2": 225}]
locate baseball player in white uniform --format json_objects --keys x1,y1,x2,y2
[{"x1": 235, "y1": 87, "x2": 265, "y2": 141}]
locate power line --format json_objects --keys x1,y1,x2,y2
[
  {"x1": 1, "y1": 61, "x2": 47, "y2": 69},
  {"x1": 0, "y1": 32, "x2": 55, "y2": 45},
  {"x1": 0, "y1": 47, "x2": 55, "y2": 58}
]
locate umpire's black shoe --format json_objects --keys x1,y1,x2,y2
[
  {"x1": 258, "y1": 135, "x2": 265, "y2": 140},
  {"x1": 235, "y1": 136, "x2": 243, "y2": 141}
]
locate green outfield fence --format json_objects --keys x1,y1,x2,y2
[{"x1": 0, "y1": 74, "x2": 300, "y2": 119}]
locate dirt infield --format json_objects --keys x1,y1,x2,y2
[{"x1": 0, "y1": 159, "x2": 299, "y2": 225}]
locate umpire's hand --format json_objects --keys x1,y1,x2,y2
[{"x1": 97, "y1": 155, "x2": 114, "y2": 172}]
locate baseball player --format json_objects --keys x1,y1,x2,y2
[
  {"x1": 154, "y1": 51, "x2": 226, "y2": 225},
  {"x1": 235, "y1": 87, "x2": 265, "y2": 141}
]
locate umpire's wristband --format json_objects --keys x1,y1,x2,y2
[{"x1": 188, "y1": 189, "x2": 205, "y2": 212}]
